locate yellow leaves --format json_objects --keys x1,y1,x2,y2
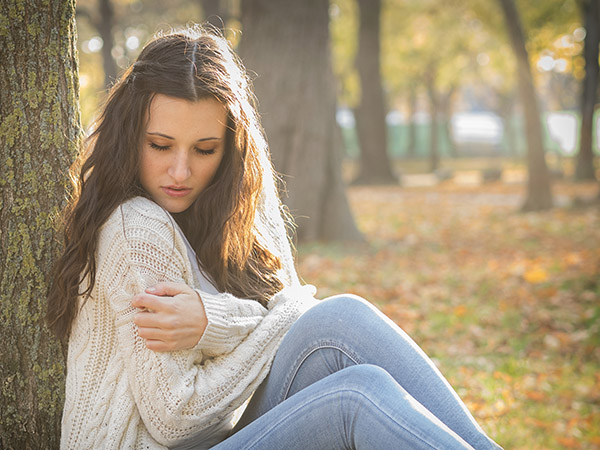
[
  {"x1": 298, "y1": 182, "x2": 600, "y2": 449},
  {"x1": 454, "y1": 304, "x2": 468, "y2": 317},
  {"x1": 524, "y1": 265, "x2": 549, "y2": 284}
]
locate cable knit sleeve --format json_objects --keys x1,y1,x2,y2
[
  {"x1": 97, "y1": 198, "x2": 315, "y2": 446},
  {"x1": 194, "y1": 285, "x2": 317, "y2": 357}
]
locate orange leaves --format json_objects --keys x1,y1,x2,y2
[
  {"x1": 297, "y1": 181, "x2": 600, "y2": 449},
  {"x1": 556, "y1": 437, "x2": 581, "y2": 448},
  {"x1": 523, "y1": 265, "x2": 549, "y2": 284},
  {"x1": 453, "y1": 304, "x2": 468, "y2": 317},
  {"x1": 525, "y1": 390, "x2": 547, "y2": 402}
]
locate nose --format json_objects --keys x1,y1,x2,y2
[{"x1": 168, "y1": 149, "x2": 191, "y2": 183}]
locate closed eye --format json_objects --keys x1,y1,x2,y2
[
  {"x1": 149, "y1": 142, "x2": 170, "y2": 151},
  {"x1": 195, "y1": 148, "x2": 216, "y2": 155}
]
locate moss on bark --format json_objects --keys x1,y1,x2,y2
[{"x1": 0, "y1": 0, "x2": 80, "y2": 448}]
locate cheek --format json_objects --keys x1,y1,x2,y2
[
  {"x1": 201, "y1": 156, "x2": 225, "y2": 183},
  {"x1": 139, "y1": 151, "x2": 160, "y2": 185}
]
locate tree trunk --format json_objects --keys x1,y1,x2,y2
[
  {"x1": 98, "y1": 0, "x2": 118, "y2": 89},
  {"x1": 497, "y1": 0, "x2": 553, "y2": 211},
  {"x1": 575, "y1": 0, "x2": 600, "y2": 181},
  {"x1": 425, "y1": 65, "x2": 440, "y2": 172},
  {"x1": 239, "y1": 0, "x2": 362, "y2": 242},
  {"x1": 0, "y1": 0, "x2": 80, "y2": 447},
  {"x1": 406, "y1": 88, "x2": 418, "y2": 158},
  {"x1": 440, "y1": 86, "x2": 458, "y2": 158},
  {"x1": 497, "y1": 90, "x2": 518, "y2": 157},
  {"x1": 353, "y1": 0, "x2": 397, "y2": 184},
  {"x1": 201, "y1": 0, "x2": 229, "y2": 30}
]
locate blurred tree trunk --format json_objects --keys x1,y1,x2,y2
[
  {"x1": 406, "y1": 88, "x2": 418, "y2": 158},
  {"x1": 497, "y1": 91, "x2": 518, "y2": 157},
  {"x1": 575, "y1": 0, "x2": 600, "y2": 181},
  {"x1": 77, "y1": 0, "x2": 118, "y2": 90},
  {"x1": 353, "y1": 0, "x2": 397, "y2": 184},
  {"x1": 201, "y1": 0, "x2": 229, "y2": 30},
  {"x1": 239, "y1": 0, "x2": 362, "y2": 242},
  {"x1": 440, "y1": 86, "x2": 458, "y2": 158},
  {"x1": 0, "y1": 0, "x2": 80, "y2": 447},
  {"x1": 425, "y1": 64, "x2": 440, "y2": 172},
  {"x1": 497, "y1": 0, "x2": 553, "y2": 211},
  {"x1": 98, "y1": 0, "x2": 118, "y2": 88}
]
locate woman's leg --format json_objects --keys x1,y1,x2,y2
[
  {"x1": 214, "y1": 364, "x2": 475, "y2": 450},
  {"x1": 235, "y1": 295, "x2": 501, "y2": 449}
]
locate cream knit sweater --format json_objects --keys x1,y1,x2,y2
[{"x1": 61, "y1": 197, "x2": 317, "y2": 449}]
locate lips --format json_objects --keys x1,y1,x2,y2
[{"x1": 162, "y1": 186, "x2": 192, "y2": 197}]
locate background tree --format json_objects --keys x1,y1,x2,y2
[
  {"x1": 496, "y1": 0, "x2": 554, "y2": 210},
  {"x1": 353, "y1": 0, "x2": 398, "y2": 184},
  {"x1": 239, "y1": 0, "x2": 362, "y2": 241},
  {"x1": 200, "y1": 0, "x2": 230, "y2": 31},
  {"x1": 0, "y1": 0, "x2": 80, "y2": 446},
  {"x1": 77, "y1": 0, "x2": 118, "y2": 89},
  {"x1": 76, "y1": 0, "x2": 203, "y2": 125},
  {"x1": 575, "y1": 0, "x2": 600, "y2": 181}
]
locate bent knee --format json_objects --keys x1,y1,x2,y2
[
  {"x1": 313, "y1": 294, "x2": 376, "y2": 319},
  {"x1": 290, "y1": 294, "x2": 374, "y2": 334},
  {"x1": 339, "y1": 364, "x2": 392, "y2": 386},
  {"x1": 335, "y1": 365, "x2": 398, "y2": 405}
]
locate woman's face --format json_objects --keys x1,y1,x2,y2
[{"x1": 139, "y1": 94, "x2": 227, "y2": 213}]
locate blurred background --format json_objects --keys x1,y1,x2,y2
[
  {"x1": 76, "y1": 0, "x2": 598, "y2": 185},
  {"x1": 74, "y1": 1, "x2": 599, "y2": 448}
]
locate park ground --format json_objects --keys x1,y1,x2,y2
[{"x1": 297, "y1": 166, "x2": 600, "y2": 449}]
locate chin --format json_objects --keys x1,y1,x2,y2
[{"x1": 156, "y1": 200, "x2": 192, "y2": 214}]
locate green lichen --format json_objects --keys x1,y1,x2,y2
[
  {"x1": 0, "y1": 14, "x2": 9, "y2": 37},
  {"x1": 0, "y1": 109, "x2": 24, "y2": 148},
  {"x1": 1, "y1": 1, "x2": 78, "y2": 446}
]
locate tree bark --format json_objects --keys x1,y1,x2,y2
[
  {"x1": 0, "y1": 0, "x2": 80, "y2": 447},
  {"x1": 239, "y1": 0, "x2": 362, "y2": 242},
  {"x1": 497, "y1": 0, "x2": 553, "y2": 211},
  {"x1": 353, "y1": 0, "x2": 397, "y2": 184},
  {"x1": 575, "y1": 0, "x2": 600, "y2": 181}
]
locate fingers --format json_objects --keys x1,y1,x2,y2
[
  {"x1": 131, "y1": 293, "x2": 167, "y2": 312},
  {"x1": 145, "y1": 281, "x2": 191, "y2": 297},
  {"x1": 134, "y1": 309, "x2": 171, "y2": 329}
]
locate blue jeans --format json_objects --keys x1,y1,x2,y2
[{"x1": 213, "y1": 295, "x2": 502, "y2": 449}]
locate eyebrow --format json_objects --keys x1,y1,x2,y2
[{"x1": 146, "y1": 131, "x2": 221, "y2": 142}]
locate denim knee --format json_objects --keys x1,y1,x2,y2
[
  {"x1": 335, "y1": 364, "x2": 393, "y2": 392},
  {"x1": 330, "y1": 365, "x2": 399, "y2": 416},
  {"x1": 299, "y1": 294, "x2": 375, "y2": 326}
]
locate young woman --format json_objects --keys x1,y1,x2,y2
[{"x1": 47, "y1": 27, "x2": 502, "y2": 449}]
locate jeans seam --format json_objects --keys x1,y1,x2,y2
[
  {"x1": 281, "y1": 342, "x2": 363, "y2": 401},
  {"x1": 246, "y1": 386, "x2": 443, "y2": 450}
]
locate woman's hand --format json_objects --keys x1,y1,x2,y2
[{"x1": 131, "y1": 281, "x2": 208, "y2": 352}]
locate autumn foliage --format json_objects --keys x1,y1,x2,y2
[{"x1": 298, "y1": 180, "x2": 600, "y2": 449}]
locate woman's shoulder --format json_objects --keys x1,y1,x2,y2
[
  {"x1": 101, "y1": 196, "x2": 180, "y2": 244},
  {"x1": 104, "y1": 196, "x2": 170, "y2": 226}
]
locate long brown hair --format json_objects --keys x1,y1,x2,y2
[{"x1": 47, "y1": 27, "x2": 286, "y2": 340}]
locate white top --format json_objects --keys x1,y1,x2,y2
[{"x1": 61, "y1": 197, "x2": 317, "y2": 449}]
